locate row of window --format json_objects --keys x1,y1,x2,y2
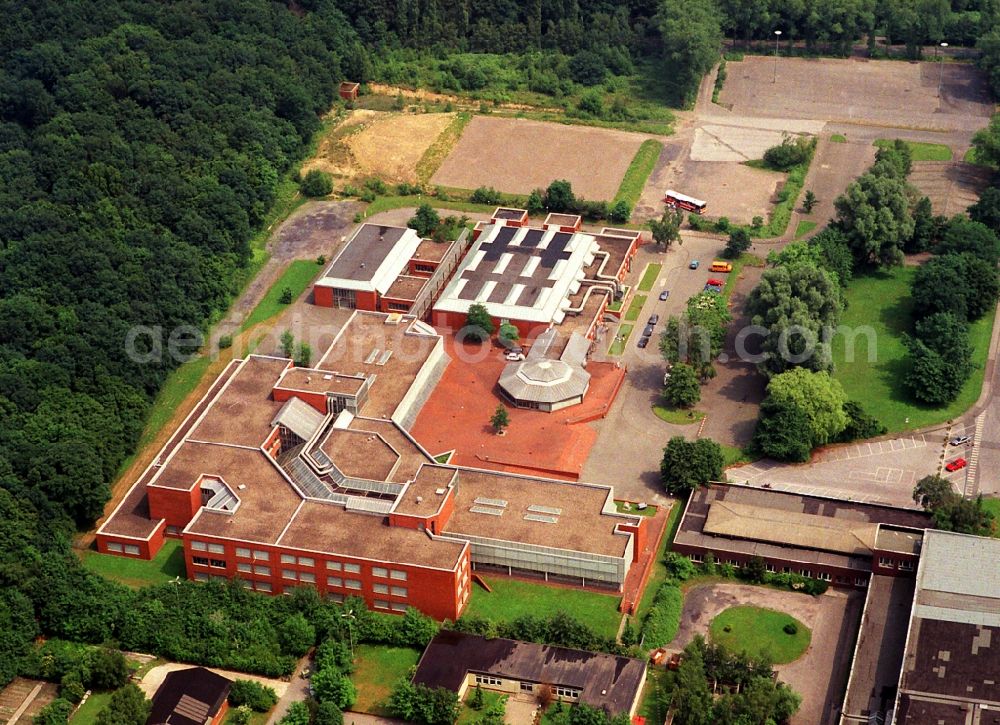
[
  {"x1": 189, "y1": 541, "x2": 409, "y2": 581},
  {"x1": 687, "y1": 553, "x2": 866, "y2": 586},
  {"x1": 879, "y1": 557, "x2": 914, "y2": 571},
  {"x1": 105, "y1": 542, "x2": 141, "y2": 556},
  {"x1": 190, "y1": 558, "x2": 411, "y2": 599},
  {"x1": 473, "y1": 675, "x2": 578, "y2": 700},
  {"x1": 190, "y1": 571, "x2": 413, "y2": 608}
]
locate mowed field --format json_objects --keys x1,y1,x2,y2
[
  {"x1": 431, "y1": 116, "x2": 650, "y2": 200},
  {"x1": 303, "y1": 110, "x2": 454, "y2": 184}
]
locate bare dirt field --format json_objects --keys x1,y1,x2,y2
[
  {"x1": 718, "y1": 56, "x2": 992, "y2": 131},
  {"x1": 909, "y1": 160, "x2": 991, "y2": 217},
  {"x1": 660, "y1": 160, "x2": 784, "y2": 224},
  {"x1": 431, "y1": 116, "x2": 650, "y2": 200},
  {"x1": 303, "y1": 110, "x2": 454, "y2": 184}
]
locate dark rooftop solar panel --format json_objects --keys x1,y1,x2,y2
[{"x1": 520, "y1": 228, "x2": 545, "y2": 248}]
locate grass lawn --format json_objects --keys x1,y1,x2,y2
[
  {"x1": 70, "y1": 692, "x2": 112, "y2": 724},
  {"x1": 465, "y1": 577, "x2": 622, "y2": 639},
  {"x1": 637, "y1": 668, "x2": 671, "y2": 724},
  {"x1": 709, "y1": 606, "x2": 811, "y2": 664},
  {"x1": 79, "y1": 539, "x2": 185, "y2": 588},
  {"x1": 982, "y1": 497, "x2": 1000, "y2": 537},
  {"x1": 624, "y1": 294, "x2": 648, "y2": 322},
  {"x1": 875, "y1": 138, "x2": 952, "y2": 162},
  {"x1": 615, "y1": 140, "x2": 663, "y2": 210},
  {"x1": 457, "y1": 690, "x2": 506, "y2": 725},
  {"x1": 433, "y1": 451, "x2": 454, "y2": 464},
  {"x1": 794, "y1": 220, "x2": 817, "y2": 238},
  {"x1": 351, "y1": 644, "x2": 422, "y2": 715},
  {"x1": 830, "y1": 133, "x2": 847, "y2": 143},
  {"x1": 608, "y1": 323, "x2": 634, "y2": 356},
  {"x1": 832, "y1": 266, "x2": 995, "y2": 432},
  {"x1": 652, "y1": 404, "x2": 705, "y2": 425},
  {"x1": 225, "y1": 711, "x2": 269, "y2": 725},
  {"x1": 637, "y1": 263, "x2": 663, "y2": 292},
  {"x1": 964, "y1": 147, "x2": 985, "y2": 165},
  {"x1": 720, "y1": 444, "x2": 753, "y2": 467},
  {"x1": 240, "y1": 259, "x2": 321, "y2": 332},
  {"x1": 615, "y1": 500, "x2": 658, "y2": 516},
  {"x1": 130, "y1": 354, "x2": 213, "y2": 458}
]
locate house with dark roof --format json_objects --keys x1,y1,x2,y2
[
  {"x1": 147, "y1": 667, "x2": 231, "y2": 725},
  {"x1": 412, "y1": 631, "x2": 647, "y2": 717}
]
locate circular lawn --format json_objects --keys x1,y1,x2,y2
[{"x1": 708, "y1": 606, "x2": 811, "y2": 664}]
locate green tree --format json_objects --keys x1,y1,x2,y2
[
  {"x1": 311, "y1": 668, "x2": 357, "y2": 710},
  {"x1": 762, "y1": 368, "x2": 848, "y2": 448},
  {"x1": 803, "y1": 190, "x2": 817, "y2": 213},
  {"x1": 660, "y1": 437, "x2": 725, "y2": 494},
  {"x1": 752, "y1": 403, "x2": 813, "y2": 462},
  {"x1": 278, "y1": 613, "x2": 316, "y2": 657},
  {"x1": 657, "y1": 0, "x2": 723, "y2": 106},
  {"x1": 490, "y1": 404, "x2": 510, "y2": 434},
  {"x1": 33, "y1": 699, "x2": 73, "y2": 725},
  {"x1": 663, "y1": 362, "x2": 701, "y2": 408},
  {"x1": 577, "y1": 90, "x2": 604, "y2": 116},
  {"x1": 526, "y1": 189, "x2": 545, "y2": 215},
  {"x1": 971, "y1": 113, "x2": 1000, "y2": 169},
  {"x1": 95, "y1": 684, "x2": 150, "y2": 725},
  {"x1": 471, "y1": 684, "x2": 485, "y2": 710},
  {"x1": 464, "y1": 303, "x2": 495, "y2": 343},
  {"x1": 300, "y1": 170, "x2": 333, "y2": 198},
  {"x1": 834, "y1": 172, "x2": 914, "y2": 266},
  {"x1": 649, "y1": 209, "x2": 683, "y2": 250},
  {"x1": 294, "y1": 342, "x2": 312, "y2": 368},
  {"x1": 408, "y1": 204, "x2": 441, "y2": 237},
  {"x1": 912, "y1": 253, "x2": 999, "y2": 322},
  {"x1": 279, "y1": 286, "x2": 294, "y2": 304},
  {"x1": 746, "y1": 263, "x2": 842, "y2": 377},
  {"x1": 314, "y1": 701, "x2": 344, "y2": 725},
  {"x1": 281, "y1": 329, "x2": 295, "y2": 358},
  {"x1": 904, "y1": 314, "x2": 974, "y2": 406},
  {"x1": 935, "y1": 216, "x2": 1000, "y2": 266},
  {"x1": 672, "y1": 641, "x2": 714, "y2": 725},
  {"x1": 88, "y1": 648, "x2": 130, "y2": 690},
  {"x1": 723, "y1": 227, "x2": 751, "y2": 259},
  {"x1": 229, "y1": 680, "x2": 279, "y2": 711},
  {"x1": 969, "y1": 187, "x2": 1000, "y2": 234},
  {"x1": 839, "y1": 401, "x2": 887, "y2": 442},
  {"x1": 278, "y1": 701, "x2": 311, "y2": 725},
  {"x1": 763, "y1": 135, "x2": 813, "y2": 170},
  {"x1": 914, "y1": 476, "x2": 994, "y2": 535},
  {"x1": 608, "y1": 200, "x2": 631, "y2": 223},
  {"x1": 543, "y1": 180, "x2": 576, "y2": 212},
  {"x1": 498, "y1": 323, "x2": 519, "y2": 346}
]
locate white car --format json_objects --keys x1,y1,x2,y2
[{"x1": 505, "y1": 352, "x2": 526, "y2": 361}]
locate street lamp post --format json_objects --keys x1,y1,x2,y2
[
  {"x1": 773, "y1": 30, "x2": 782, "y2": 84},
  {"x1": 341, "y1": 610, "x2": 356, "y2": 659},
  {"x1": 939, "y1": 42, "x2": 948, "y2": 98}
]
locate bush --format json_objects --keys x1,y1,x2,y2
[
  {"x1": 229, "y1": 706, "x2": 253, "y2": 725},
  {"x1": 408, "y1": 204, "x2": 441, "y2": 237},
  {"x1": 279, "y1": 286, "x2": 293, "y2": 304},
  {"x1": 470, "y1": 186, "x2": 503, "y2": 205},
  {"x1": 608, "y1": 200, "x2": 631, "y2": 223},
  {"x1": 300, "y1": 170, "x2": 333, "y2": 198},
  {"x1": 763, "y1": 135, "x2": 814, "y2": 171},
  {"x1": 640, "y1": 583, "x2": 683, "y2": 648},
  {"x1": 229, "y1": 680, "x2": 279, "y2": 712},
  {"x1": 664, "y1": 552, "x2": 697, "y2": 581},
  {"x1": 569, "y1": 50, "x2": 607, "y2": 85},
  {"x1": 723, "y1": 228, "x2": 751, "y2": 259},
  {"x1": 32, "y1": 699, "x2": 74, "y2": 725},
  {"x1": 60, "y1": 674, "x2": 86, "y2": 704},
  {"x1": 783, "y1": 623, "x2": 798, "y2": 635},
  {"x1": 577, "y1": 90, "x2": 604, "y2": 117},
  {"x1": 312, "y1": 669, "x2": 357, "y2": 710}
]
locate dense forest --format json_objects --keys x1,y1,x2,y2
[{"x1": 3, "y1": 0, "x2": 1000, "y2": 698}]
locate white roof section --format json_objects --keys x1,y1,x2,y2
[
  {"x1": 913, "y1": 529, "x2": 1000, "y2": 627},
  {"x1": 316, "y1": 223, "x2": 422, "y2": 295},
  {"x1": 433, "y1": 223, "x2": 599, "y2": 326},
  {"x1": 664, "y1": 189, "x2": 706, "y2": 207},
  {"x1": 271, "y1": 396, "x2": 326, "y2": 441}
]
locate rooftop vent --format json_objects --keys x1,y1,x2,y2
[
  {"x1": 416, "y1": 496, "x2": 423, "y2": 503},
  {"x1": 470, "y1": 505, "x2": 504, "y2": 516},
  {"x1": 323, "y1": 374, "x2": 333, "y2": 380},
  {"x1": 524, "y1": 513, "x2": 558, "y2": 524},
  {"x1": 473, "y1": 497, "x2": 508, "y2": 509},
  {"x1": 435, "y1": 488, "x2": 447, "y2": 495}
]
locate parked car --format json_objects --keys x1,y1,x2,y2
[
  {"x1": 505, "y1": 352, "x2": 525, "y2": 361},
  {"x1": 950, "y1": 434, "x2": 972, "y2": 446},
  {"x1": 659, "y1": 290, "x2": 670, "y2": 301},
  {"x1": 637, "y1": 336, "x2": 649, "y2": 348},
  {"x1": 707, "y1": 278, "x2": 725, "y2": 287},
  {"x1": 689, "y1": 260, "x2": 700, "y2": 269},
  {"x1": 945, "y1": 458, "x2": 968, "y2": 472},
  {"x1": 642, "y1": 324, "x2": 655, "y2": 338},
  {"x1": 647, "y1": 314, "x2": 660, "y2": 325},
  {"x1": 703, "y1": 284, "x2": 721, "y2": 294}
]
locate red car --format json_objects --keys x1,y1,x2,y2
[
  {"x1": 707, "y1": 278, "x2": 725, "y2": 287},
  {"x1": 945, "y1": 457, "x2": 968, "y2": 472}
]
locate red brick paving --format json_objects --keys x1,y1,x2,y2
[{"x1": 411, "y1": 337, "x2": 625, "y2": 480}]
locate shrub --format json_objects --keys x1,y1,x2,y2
[
  {"x1": 300, "y1": 170, "x2": 333, "y2": 197},
  {"x1": 316, "y1": 255, "x2": 326, "y2": 265},
  {"x1": 763, "y1": 135, "x2": 814, "y2": 171},
  {"x1": 364, "y1": 177, "x2": 388, "y2": 195},
  {"x1": 229, "y1": 706, "x2": 253, "y2": 725},
  {"x1": 783, "y1": 623, "x2": 798, "y2": 635},
  {"x1": 32, "y1": 699, "x2": 74, "y2": 725},
  {"x1": 229, "y1": 680, "x2": 279, "y2": 712},
  {"x1": 311, "y1": 669, "x2": 357, "y2": 710},
  {"x1": 470, "y1": 186, "x2": 503, "y2": 205},
  {"x1": 577, "y1": 90, "x2": 604, "y2": 117},
  {"x1": 608, "y1": 200, "x2": 631, "y2": 223},
  {"x1": 714, "y1": 216, "x2": 731, "y2": 233},
  {"x1": 279, "y1": 286, "x2": 293, "y2": 304},
  {"x1": 640, "y1": 583, "x2": 683, "y2": 648}
]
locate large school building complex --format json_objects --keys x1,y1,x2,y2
[{"x1": 97, "y1": 311, "x2": 649, "y2": 620}]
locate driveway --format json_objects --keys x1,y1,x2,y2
[
  {"x1": 667, "y1": 583, "x2": 863, "y2": 725},
  {"x1": 265, "y1": 656, "x2": 309, "y2": 724}
]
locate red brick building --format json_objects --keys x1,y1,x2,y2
[{"x1": 98, "y1": 311, "x2": 646, "y2": 620}]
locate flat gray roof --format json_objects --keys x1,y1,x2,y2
[{"x1": 325, "y1": 224, "x2": 408, "y2": 282}]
